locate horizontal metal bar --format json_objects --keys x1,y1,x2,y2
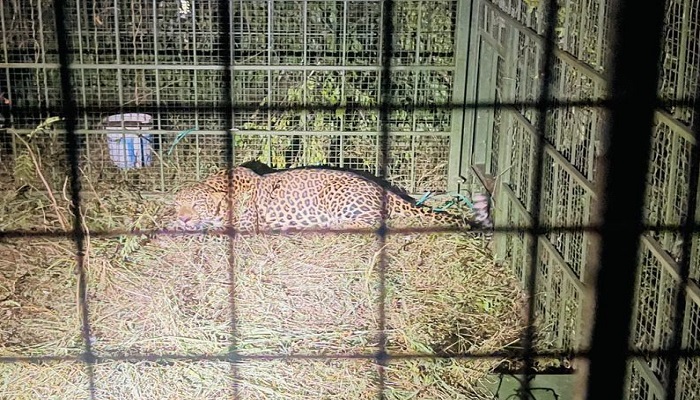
[
  {"x1": 655, "y1": 109, "x2": 696, "y2": 145},
  {"x1": 235, "y1": 129, "x2": 451, "y2": 137},
  {"x1": 479, "y1": 31, "x2": 507, "y2": 57},
  {"x1": 1, "y1": 102, "x2": 620, "y2": 121},
  {"x1": 7, "y1": 128, "x2": 450, "y2": 137},
  {"x1": 0, "y1": 62, "x2": 456, "y2": 72}
]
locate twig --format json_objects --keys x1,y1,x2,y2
[{"x1": 11, "y1": 128, "x2": 69, "y2": 231}]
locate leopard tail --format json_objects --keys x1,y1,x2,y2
[{"x1": 386, "y1": 192, "x2": 494, "y2": 238}]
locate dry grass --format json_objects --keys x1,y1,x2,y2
[{"x1": 0, "y1": 183, "x2": 529, "y2": 399}]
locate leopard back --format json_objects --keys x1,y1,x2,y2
[
  {"x1": 255, "y1": 168, "x2": 383, "y2": 230},
  {"x1": 173, "y1": 165, "x2": 493, "y2": 236},
  {"x1": 254, "y1": 168, "x2": 482, "y2": 232}
]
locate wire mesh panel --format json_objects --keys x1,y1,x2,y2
[
  {"x1": 474, "y1": 0, "x2": 700, "y2": 398},
  {"x1": 2, "y1": 0, "x2": 700, "y2": 398},
  {"x1": 0, "y1": 0, "x2": 535, "y2": 399},
  {"x1": 0, "y1": 0, "x2": 459, "y2": 195}
]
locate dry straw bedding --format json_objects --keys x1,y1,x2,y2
[{"x1": 0, "y1": 189, "x2": 528, "y2": 399}]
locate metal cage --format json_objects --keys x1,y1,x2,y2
[{"x1": 0, "y1": 0, "x2": 699, "y2": 399}]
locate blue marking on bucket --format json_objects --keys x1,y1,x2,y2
[{"x1": 107, "y1": 133, "x2": 153, "y2": 169}]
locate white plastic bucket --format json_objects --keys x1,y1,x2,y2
[{"x1": 104, "y1": 113, "x2": 153, "y2": 170}]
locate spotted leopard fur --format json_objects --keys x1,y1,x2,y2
[{"x1": 173, "y1": 166, "x2": 493, "y2": 235}]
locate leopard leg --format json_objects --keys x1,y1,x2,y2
[{"x1": 471, "y1": 192, "x2": 494, "y2": 246}]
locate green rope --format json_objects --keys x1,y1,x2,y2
[
  {"x1": 416, "y1": 191, "x2": 476, "y2": 212},
  {"x1": 433, "y1": 192, "x2": 474, "y2": 212},
  {"x1": 167, "y1": 126, "x2": 198, "y2": 156},
  {"x1": 415, "y1": 191, "x2": 433, "y2": 206}
]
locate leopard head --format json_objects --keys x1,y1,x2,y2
[
  {"x1": 173, "y1": 184, "x2": 226, "y2": 230},
  {"x1": 171, "y1": 167, "x2": 260, "y2": 231}
]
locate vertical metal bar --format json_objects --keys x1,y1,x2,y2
[
  {"x1": 373, "y1": 2, "x2": 384, "y2": 179},
  {"x1": 113, "y1": 0, "x2": 128, "y2": 173},
  {"x1": 342, "y1": 0, "x2": 348, "y2": 67},
  {"x1": 338, "y1": 0, "x2": 348, "y2": 169},
  {"x1": 74, "y1": 0, "x2": 90, "y2": 177},
  {"x1": 483, "y1": 46, "x2": 498, "y2": 175},
  {"x1": 75, "y1": 0, "x2": 87, "y2": 130},
  {"x1": 674, "y1": 0, "x2": 690, "y2": 119},
  {"x1": 562, "y1": 0, "x2": 571, "y2": 51},
  {"x1": 564, "y1": 174, "x2": 575, "y2": 268},
  {"x1": 190, "y1": 0, "x2": 197, "y2": 65},
  {"x1": 586, "y1": 83, "x2": 603, "y2": 181},
  {"x1": 195, "y1": 127, "x2": 201, "y2": 180},
  {"x1": 340, "y1": 0, "x2": 347, "y2": 132},
  {"x1": 584, "y1": 0, "x2": 666, "y2": 398},
  {"x1": 653, "y1": 266, "x2": 668, "y2": 373},
  {"x1": 231, "y1": 0, "x2": 237, "y2": 60},
  {"x1": 268, "y1": 1, "x2": 273, "y2": 133},
  {"x1": 192, "y1": 0, "x2": 202, "y2": 175},
  {"x1": 193, "y1": 67, "x2": 200, "y2": 149},
  {"x1": 233, "y1": 0, "x2": 242, "y2": 166},
  {"x1": 594, "y1": 0, "x2": 606, "y2": 68},
  {"x1": 0, "y1": 3, "x2": 7, "y2": 63},
  {"x1": 114, "y1": 0, "x2": 122, "y2": 99},
  {"x1": 663, "y1": 61, "x2": 700, "y2": 400},
  {"x1": 52, "y1": 0, "x2": 96, "y2": 398},
  {"x1": 92, "y1": 0, "x2": 102, "y2": 128},
  {"x1": 577, "y1": 0, "x2": 588, "y2": 64},
  {"x1": 665, "y1": 131, "x2": 680, "y2": 248},
  {"x1": 37, "y1": 2, "x2": 50, "y2": 119},
  {"x1": 448, "y1": 0, "x2": 478, "y2": 193},
  {"x1": 152, "y1": 0, "x2": 165, "y2": 191},
  {"x1": 376, "y1": 0, "x2": 395, "y2": 397},
  {"x1": 153, "y1": 0, "x2": 160, "y2": 132},
  {"x1": 550, "y1": 155, "x2": 561, "y2": 268},
  {"x1": 411, "y1": 3, "x2": 421, "y2": 193},
  {"x1": 267, "y1": 1, "x2": 274, "y2": 166},
  {"x1": 215, "y1": 0, "x2": 237, "y2": 397},
  {"x1": 410, "y1": 132, "x2": 417, "y2": 193},
  {"x1": 0, "y1": 3, "x2": 9, "y2": 151},
  {"x1": 576, "y1": 187, "x2": 592, "y2": 340},
  {"x1": 0, "y1": 3, "x2": 12, "y2": 162},
  {"x1": 520, "y1": 0, "x2": 560, "y2": 397},
  {"x1": 514, "y1": 124, "x2": 525, "y2": 213},
  {"x1": 302, "y1": 0, "x2": 308, "y2": 137},
  {"x1": 266, "y1": 133, "x2": 271, "y2": 166},
  {"x1": 494, "y1": 25, "x2": 519, "y2": 261},
  {"x1": 557, "y1": 269, "x2": 569, "y2": 349},
  {"x1": 192, "y1": 0, "x2": 200, "y2": 155},
  {"x1": 555, "y1": 61, "x2": 565, "y2": 171}
]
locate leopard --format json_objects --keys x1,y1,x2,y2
[{"x1": 172, "y1": 165, "x2": 493, "y2": 236}]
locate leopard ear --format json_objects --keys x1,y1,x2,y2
[
  {"x1": 210, "y1": 192, "x2": 226, "y2": 211},
  {"x1": 209, "y1": 192, "x2": 226, "y2": 207}
]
